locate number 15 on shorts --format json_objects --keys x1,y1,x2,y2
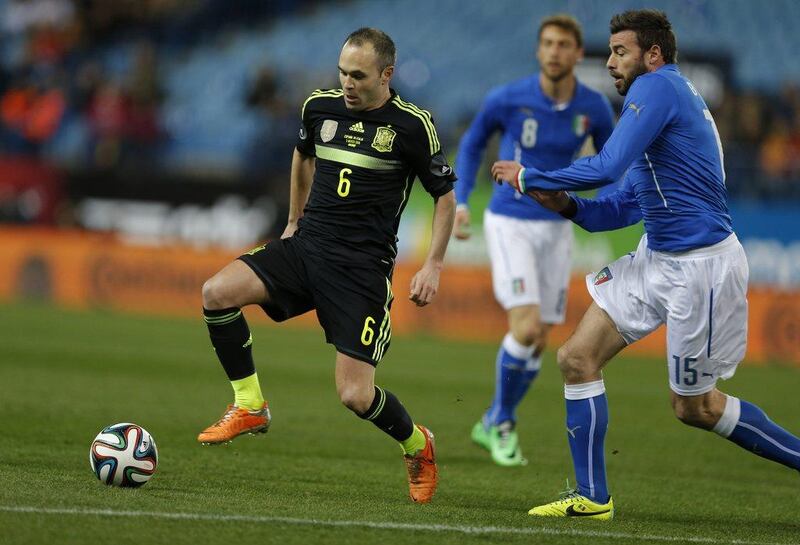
[
  {"x1": 672, "y1": 355, "x2": 714, "y2": 386},
  {"x1": 673, "y1": 356, "x2": 697, "y2": 386}
]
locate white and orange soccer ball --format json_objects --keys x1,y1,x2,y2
[{"x1": 89, "y1": 423, "x2": 158, "y2": 487}]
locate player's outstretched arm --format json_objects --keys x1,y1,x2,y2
[
  {"x1": 283, "y1": 149, "x2": 316, "y2": 239},
  {"x1": 527, "y1": 176, "x2": 641, "y2": 232},
  {"x1": 492, "y1": 76, "x2": 676, "y2": 195},
  {"x1": 568, "y1": 177, "x2": 642, "y2": 232},
  {"x1": 491, "y1": 159, "x2": 613, "y2": 193},
  {"x1": 409, "y1": 189, "x2": 455, "y2": 307},
  {"x1": 492, "y1": 168, "x2": 642, "y2": 233}
]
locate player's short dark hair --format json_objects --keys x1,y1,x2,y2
[
  {"x1": 610, "y1": 9, "x2": 677, "y2": 64},
  {"x1": 538, "y1": 14, "x2": 583, "y2": 49},
  {"x1": 344, "y1": 27, "x2": 396, "y2": 72}
]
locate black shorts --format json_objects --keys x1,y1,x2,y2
[{"x1": 239, "y1": 236, "x2": 394, "y2": 366}]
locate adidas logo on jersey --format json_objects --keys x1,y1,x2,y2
[{"x1": 349, "y1": 122, "x2": 365, "y2": 133}]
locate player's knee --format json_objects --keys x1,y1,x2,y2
[
  {"x1": 511, "y1": 323, "x2": 542, "y2": 348},
  {"x1": 202, "y1": 276, "x2": 230, "y2": 310},
  {"x1": 338, "y1": 384, "x2": 372, "y2": 415},
  {"x1": 510, "y1": 315, "x2": 544, "y2": 347},
  {"x1": 671, "y1": 396, "x2": 719, "y2": 430},
  {"x1": 557, "y1": 344, "x2": 595, "y2": 382}
]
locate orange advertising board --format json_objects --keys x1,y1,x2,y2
[{"x1": 1, "y1": 227, "x2": 798, "y2": 366}]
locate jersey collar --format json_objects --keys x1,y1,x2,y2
[{"x1": 536, "y1": 74, "x2": 581, "y2": 112}]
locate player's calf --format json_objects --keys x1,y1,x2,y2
[{"x1": 711, "y1": 393, "x2": 800, "y2": 471}]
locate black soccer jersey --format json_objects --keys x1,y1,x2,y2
[{"x1": 294, "y1": 88, "x2": 456, "y2": 265}]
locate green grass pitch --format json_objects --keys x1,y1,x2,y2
[{"x1": 1, "y1": 303, "x2": 799, "y2": 545}]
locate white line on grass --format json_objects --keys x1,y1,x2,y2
[{"x1": 0, "y1": 505, "x2": 788, "y2": 545}]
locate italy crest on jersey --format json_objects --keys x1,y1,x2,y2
[
  {"x1": 321, "y1": 119, "x2": 338, "y2": 142},
  {"x1": 572, "y1": 114, "x2": 589, "y2": 137},
  {"x1": 372, "y1": 126, "x2": 396, "y2": 153},
  {"x1": 593, "y1": 266, "x2": 613, "y2": 286}
]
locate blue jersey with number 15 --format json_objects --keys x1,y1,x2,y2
[{"x1": 455, "y1": 75, "x2": 615, "y2": 220}]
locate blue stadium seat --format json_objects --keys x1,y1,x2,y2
[{"x1": 24, "y1": 0, "x2": 798, "y2": 170}]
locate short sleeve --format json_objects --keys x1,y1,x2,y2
[
  {"x1": 295, "y1": 92, "x2": 318, "y2": 157},
  {"x1": 406, "y1": 114, "x2": 456, "y2": 197}
]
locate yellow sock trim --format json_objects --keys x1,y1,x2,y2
[
  {"x1": 400, "y1": 425, "x2": 426, "y2": 455},
  {"x1": 231, "y1": 373, "x2": 265, "y2": 411}
]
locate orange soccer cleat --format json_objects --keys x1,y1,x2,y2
[
  {"x1": 197, "y1": 402, "x2": 271, "y2": 445},
  {"x1": 404, "y1": 425, "x2": 438, "y2": 503}
]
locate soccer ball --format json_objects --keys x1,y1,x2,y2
[{"x1": 89, "y1": 423, "x2": 158, "y2": 487}]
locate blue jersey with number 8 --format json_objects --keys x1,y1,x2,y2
[{"x1": 455, "y1": 75, "x2": 615, "y2": 220}]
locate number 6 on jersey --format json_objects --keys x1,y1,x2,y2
[{"x1": 338, "y1": 168, "x2": 352, "y2": 197}]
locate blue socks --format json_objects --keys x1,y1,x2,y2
[
  {"x1": 560, "y1": 388, "x2": 800, "y2": 506},
  {"x1": 712, "y1": 395, "x2": 800, "y2": 470},
  {"x1": 485, "y1": 333, "x2": 541, "y2": 426},
  {"x1": 565, "y1": 380, "x2": 610, "y2": 503}
]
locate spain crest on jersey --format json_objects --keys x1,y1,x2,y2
[
  {"x1": 573, "y1": 114, "x2": 589, "y2": 137},
  {"x1": 372, "y1": 126, "x2": 396, "y2": 153}
]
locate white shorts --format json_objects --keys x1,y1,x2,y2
[
  {"x1": 483, "y1": 210, "x2": 573, "y2": 323},
  {"x1": 587, "y1": 234, "x2": 749, "y2": 396}
]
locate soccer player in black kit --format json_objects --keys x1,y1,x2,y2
[{"x1": 197, "y1": 27, "x2": 456, "y2": 503}]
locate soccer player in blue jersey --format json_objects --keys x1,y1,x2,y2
[
  {"x1": 454, "y1": 14, "x2": 614, "y2": 466},
  {"x1": 492, "y1": 9, "x2": 800, "y2": 519}
]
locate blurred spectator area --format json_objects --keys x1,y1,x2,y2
[{"x1": 0, "y1": 0, "x2": 799, "y2": 216}]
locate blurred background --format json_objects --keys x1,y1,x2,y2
[{"x1": 0, "y1": 0, "x2": 798, "y2": 365}]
